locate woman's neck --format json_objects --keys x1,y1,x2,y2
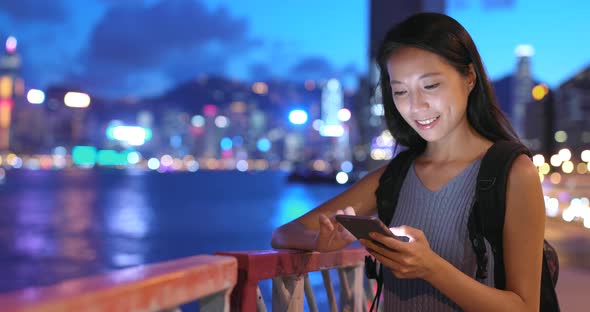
[{"x1": 421, "y1": 120, "x2": 492, "y2": 163}]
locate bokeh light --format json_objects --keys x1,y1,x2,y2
[
  {"x1": 554, "y1": 130, "x2": 567, "y2": 143},
  {"x1": 336, "y1": 172, "x2": 349, "y2": 184},
  {"x1": 531, "y1": 83, "x2": 548, "y2": 100},
  {"x1": 289, "y1": 110, "x2": 308, "y2": 125}
]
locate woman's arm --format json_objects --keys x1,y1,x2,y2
[
  {"x1": 362, "y1": 155, "x2": 545, "y2": 311},
  {"x1": 271, "y1": 165, "x2": 386, "y2": 251}
]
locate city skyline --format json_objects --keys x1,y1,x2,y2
[{"x1": 0, "y1": 0, "x2": 588, "y2": 99}]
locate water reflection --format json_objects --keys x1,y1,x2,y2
[
  {"x1": 13, "y1": 190, "x2": 57, "y2": 257},
  {"x1": 102, "y1": 175, "x2": 152, "y2": 267},
  {"x1": 1, "y1": 172, "x2": 102, "y2": 292},
  {"x1": 14, "y1": 187, "x2": 98, "y2": 262},
  {"x1": 56, "y1": 188, "x2": 96, "y2": 262},
  {"x1": 272, "y1": 185, "x2": 315, "y2": 228},
  {"x1": 105, "y1": 192, "x2": 151, "y2": 239},
  {"x1": 111, "y1": 253, "x2": 145, "y2": 267},
  {"x1": 58, "y1": 188, "x2": 94, "y2": 235},
  {"x1": 14, "y1": 231, "x2": 52, "y2": 257}
]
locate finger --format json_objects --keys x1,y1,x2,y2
[
  {"x1": 340, "y1": 229, "x2": 356, "y2": 243},
  {"x1": 360, "y1": 238, "x2": 403, "y2": 264},
  {"x1": 343, "y1": 206, "x2": 356, "y2": 216},
  {"x1": 366, "y1": 248, "x2": 401, "y2": 268},
  {"x1": 330, "y1": 209, "x2": 344, "y2": 223},
  {"x1": 390, "y1": 225, "x2": 423, "y2": 243},
  {"x1": 366, "y1": 247, "x2": 405, "y2": 277},
  {"x1": 368, "y1": 232, "x2": 409, "y2": 253},
  {"x1": 318, "y1": 214, "x2": 335, "y2": 235},
  {"x1": 331, "y1": 210, "x2": 345, "y2": 231}
]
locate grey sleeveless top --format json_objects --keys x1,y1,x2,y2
[{"x1": 383, "y1": 158, "x2": 495, "y2": 311}]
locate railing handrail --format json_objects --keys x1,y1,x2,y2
[
  {"x1": 217, "y1": 247, "x2": 369, "y2": 311},
  {"x1": 0, "y1": 255, "x2": 237, "y2": 312},
  {"x1": 217, "y1": 247, "x2": 367, "y2": 281}
]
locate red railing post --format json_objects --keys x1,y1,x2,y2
[
  {"x1": 229, "y1": 272, "x2": 259, "y2": 311},
  {"x1": 217, "y1": 247, "x2": 369, "y2": 311}
]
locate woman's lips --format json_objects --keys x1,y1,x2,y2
[{"x1": 415, "y1": 115, "x2": 440, "y2": 130}]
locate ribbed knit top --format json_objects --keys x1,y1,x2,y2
[{"x1": 383, "y1": 158, "x2": 495, "y2": 311}]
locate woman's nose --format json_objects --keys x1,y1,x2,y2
[{"x1": 410, "y1": 91, "x2": 429, "y2": 113}]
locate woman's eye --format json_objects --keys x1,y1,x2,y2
[
  {"x1": 393, "y1": 90, "x2": 407, "y2": 96},
  {"x1": 425, "y1": 83, "x2": 440, "y2": 90}
]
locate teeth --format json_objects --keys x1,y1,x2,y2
[{"x1": 417, "y1": 116, "x2": 439, "y2": 125}]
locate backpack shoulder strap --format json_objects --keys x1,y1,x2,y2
[
  {"x1": 472, "y1": 140, "x2": 531, "y2": 289},
  {"x1": 477, "y1": 141, "x2": 531, "y2": 243},
  {"x1": 375, "y1": 148, "x2": 418, "y2": 226}
]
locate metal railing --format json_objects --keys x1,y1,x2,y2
[
  {"x1": 0, "y1": 248, "x2": 378, "y2": 312},
  {"x1": 0, "y1": 255, "x2": 237, "y2": 312},
  {"x1": 217, "y1": 247, "x2": 377, "y2": 311}
]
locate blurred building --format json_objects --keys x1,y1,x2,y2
[
  {"x1": 493, "y1": 46, "x2": 548, "y2": 152},
  {"x1": 512, "y1": 45, "x2": 535, "y2": 138},
  {"x1": 515, "y1": 66, "x2": 590, "y2": 159},
  {"x1": 492, "y1": 75, "x2": 513, "y2": 119},
  {"x1": 202, "y1": 105, "x2": 219, "y2": 158},
  {"x1": 321, "y1": 79, "x2": 344, "y2": 133},
  {"x1": 553, "y1": 66, "x2": 590, "y2": 159},
  {"x1": 355, "y1": 0, "x2": 446, "y2": 170},
  {"x1": 523, "y1": 85, "x2": 554, "y2": 155},
  {"x1": 320, "y1": 79, "x2": 347, "y2": 162},
  {"x1": 247, "y1": 105, "x2": 272, "y2": 159},
  {"x1": 10, "y1": 100, "x2": 45, "y2": 154},
  {"x1": 368, "y1": 0, "x2": 445, "y2": 60},
  {"x1": 0, "y1": 36, "x2": 24, "y2": 151},
  {"x1": 161, "y1": 109, "x2": 189, "y2": 157},
  {"x1": 42, "y1": 87, "x2": 88, "y2": 151}
]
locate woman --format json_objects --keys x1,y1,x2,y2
[{"x1": 271, "y1": 12, "x2": 545, "y2": 311}]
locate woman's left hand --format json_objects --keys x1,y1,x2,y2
[{"x1": 359, "y1": 225, "x2": 440, "y2": 280}]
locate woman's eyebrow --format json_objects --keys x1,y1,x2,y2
[{"x1": 390, "y1": 72, "x2": 442, "y2": 84}]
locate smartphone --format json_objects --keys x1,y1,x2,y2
[{"x1": 335, "y1": 215, "x2": 397, "y2": 241}]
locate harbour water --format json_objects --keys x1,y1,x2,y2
[{"x1": 0, "y1": 168, "x2": 349, "y2": 309}]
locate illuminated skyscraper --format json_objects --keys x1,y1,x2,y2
[
  {"x1": 320, "y1": 79, "x2": 343, "y2": 137},
  {"x1": 523, "y1": 84, "x2": 553, "y2": 154},
  {"x1": 0, "y1": 36, "x2": 23, "y2": 151},
  {"x1": 320, "y1": 78, "x2": 352, "y2": 162},
  {"x1": 202, "y1": 104, "x2": 220, "y2": 158},
  {"x1": 512, "y1": 45, "x2": 535, "y2": 138}
]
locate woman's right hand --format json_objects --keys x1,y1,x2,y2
[{"x1": 314, "y1": 206, "x2": 357, "y2": 252}]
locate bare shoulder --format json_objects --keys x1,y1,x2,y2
[
  {"x1": 507, "y1": 154, "x2": 539, "y2": 186},
  {"x1": 505, "y1": 154, "x2": 544, "y2": 218}
]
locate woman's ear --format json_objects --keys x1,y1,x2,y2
[{"x1": 467, "y1": 63, "x2": 476, "y2": 91}]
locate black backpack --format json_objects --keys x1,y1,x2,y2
[{"x1": 367, "y1": 140, "x2": 560, "y2": 311}]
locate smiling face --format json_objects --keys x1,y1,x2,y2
[{"x1": 386, "y1": 46, "x2": 475, "y2": 144}]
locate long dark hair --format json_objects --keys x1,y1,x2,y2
[{"x1": 377, "y1": 12, "x2": 519, "y2": 153}]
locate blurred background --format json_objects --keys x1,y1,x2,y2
[{"x1": 0, "y1": 0, "x2": 589, "y2": 310}]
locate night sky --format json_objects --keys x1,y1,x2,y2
[{"x1": 0, "y1": 0, "x2": 588, "y2": 98}]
